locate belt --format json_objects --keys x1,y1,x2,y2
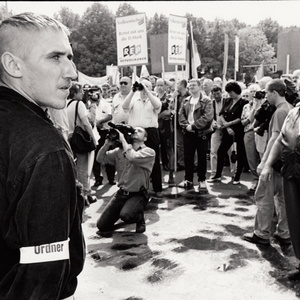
[{"x1": 119, "y1": 188, "x2": 140, "y2": 196}]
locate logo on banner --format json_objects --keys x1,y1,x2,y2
[
  {"x1": 171, "y1": 45, "x2": 183, "y2": 55},
  {"x1": 123, "y1": 45, "x2": 141, "y2": 57}
]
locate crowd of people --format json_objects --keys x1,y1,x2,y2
[{"x1": 2, "y1": 11, "x2": 300, "y2": 299}]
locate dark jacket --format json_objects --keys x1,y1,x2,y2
[
  {"x1": 179, "y1": 93, "x2": 214, "y2": 137},
  {"x1": 0, "y1": 87, "x2": 85, "y2": 300}
]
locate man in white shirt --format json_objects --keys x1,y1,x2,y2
[{"x1": 123, "y1": 79, "x2": 163, "y2": 197}]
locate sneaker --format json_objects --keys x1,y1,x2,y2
[
  {"x1": 243, "y1": 233, "x2": 270, "y2": 245},
  {"x1": 273, "y1": 234, "x2": 292, "y2": 245},
  {"x1": 155, "y1": 191, "x2": 163, "y2": 198},
  {"x1": 93, "y1": 179, "x2": 103, "y2": 187},
  {"x1": 198, "y1": 181, "x2": 207, "y2": 190},
  {"x1": 232, "y1": 180, "x2": 240, "y2": 185},
  {"x1": 87, "y1": 194, "x2": 97, "y2": 204},
  {"x1": 178, "y1": 180, "x2": 193, "y2": 189},
  {"x1": 136, "y1": 217, "x2": 146, "y2": 233},
  {"x1": 250, "y1": 182, "x2": 258, "y2": 191},
  {"x1": 207, "y1": 176, "x2": 221, "y2": 183}
]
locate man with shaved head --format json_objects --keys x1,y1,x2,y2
[{"x1": 0, "y1": 13, "x2": 85, "y2": 299}]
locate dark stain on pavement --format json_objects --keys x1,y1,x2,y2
[
  {"x1": 151, "y1": 258, "x2": 178, "y2": 270},
  {"x1": 112, "y1": 243, "x2": 147, "y2": 250},
  {"x1": 235, "y1": 199, "x2": 254, "y2": 206},
  {"x1": 123, "y1": 297, "x2": 144, "y2": 300},
  {"x1": 234, "y1": 207, "x2": 249, "y2": 212}
]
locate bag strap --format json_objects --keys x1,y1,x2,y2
[
  {"x1": 67, "y1": 99, "x2": 76, "y2": 107},
  {"x1": 74, "y1": 101, "x2": 79, "y2": 127}
]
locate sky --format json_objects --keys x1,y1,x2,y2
[{"x1": 3, "y1": 1, "x2": 300, "y2": 27}]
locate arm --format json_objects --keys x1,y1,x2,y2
[
  {"x1": 122, "y1": 90, "x2": 135, "y2": 111},
  {"x1": 96, "y1": 138, "x2": 116, "y2": 165},
  {"x1": 260, "y1": 134, "x2": 284, "y2": 181}
]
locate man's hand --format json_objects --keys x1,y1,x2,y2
[
  {"x1": 260, "y1": 165, "x2": 273, "y2": 181},
  {"x1": 186, "y1": 125, "x2": 193, "y2": 132},
  {"x1": 221, "y1": 121, "x2": 231, "y2": 128},
  {"x1": 226, "y1": 127, "x2": 235, "y2": 136},
  {"x1": 257, "y1": 161, "x2": 265, "y2": 175}
]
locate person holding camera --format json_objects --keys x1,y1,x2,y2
[
  {"x1": 96, "y1": 126, "x2": 155, "y2": 234},
  {"x1": 122, "y1": 79, "x2": 163, "y2": 197},
  {"x1": 243, "y1": 79, "x2": 292, "y2": 245}
]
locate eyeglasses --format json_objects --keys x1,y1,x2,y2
[{"x1": 120, "y1": 82, "x2": 128, "y2": 86}]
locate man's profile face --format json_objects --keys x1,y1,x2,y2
[
  {"x1": 19, "y1": 28, "x2": 77, "y2": 109},
  {"x1": 212, "y1": 90, "x2": 222, "y2": 102},
  {"x1": 133, "y1": 126, "x2": 146, "y2": 142}
]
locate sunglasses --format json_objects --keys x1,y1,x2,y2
[{"x1": 120, "y1": 82, "x2": 129, "y2": 86}]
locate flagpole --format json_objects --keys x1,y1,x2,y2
[{"x1": 174, "y1": 65, "x2": 178, "y2": 173}]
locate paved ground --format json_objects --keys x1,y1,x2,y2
[{"x1": 74, "y1": 165, "x2": 300, "y2": 300}]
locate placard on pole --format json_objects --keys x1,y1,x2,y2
[
  {"x1": 168, "y1": 14, "x2": 187, "y2": 174},
  {"x1": 116, "y1": 13, "x2": 148, "y2": 80}
]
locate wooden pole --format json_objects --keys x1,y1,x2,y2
[
  {"x1": 133, "y1": 66, "x2": 137, "y2": 82},
  {"x1": 174, "y1": 65, "x2": 178, "y2": 173}
]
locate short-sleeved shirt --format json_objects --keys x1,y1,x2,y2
[
  {"x1": 127, "y1": 97, "x2": 161, "y2": 128},
  {"x1": 67, "y1": 100, "x2": 88, "y2": 134},
  {"x1": 268, "y1": 101, "x2": 293, "y2": 142},
  {"x1": 95, "y1": 100, "x2": 112, "y2": 130},
  {"x1": 280, "y1": 107, "x2": 300, "y2": 179},
  {"x1": 112, "y1": 92, "x2": 129, "y2": 124}
]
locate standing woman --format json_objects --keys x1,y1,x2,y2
[
  {"x1": 211, "y1": 81, "x2": 248, "y2": 184},
  {"x1": 67, "y1": 82, "x2": 97, "y2": 205}
]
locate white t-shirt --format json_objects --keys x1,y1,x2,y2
[{"x1": 95, "y1": 100, "x2": 112, "y2": 130}]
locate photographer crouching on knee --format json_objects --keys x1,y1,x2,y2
[{"x1": 96, "y1": 125, "x2": 155, "y2": 234}]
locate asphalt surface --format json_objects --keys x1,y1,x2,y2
[{"x1": 74, "y1": 164, "x2": 300, "y2": 300}]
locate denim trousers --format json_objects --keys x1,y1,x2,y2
[
  {"x1": 183, "y1": 131, "x2": 208, "y2": 182},
  {"x1": 283, "y1": 178, "x2": 300, "y2": 259},
  {"x1": 244, "y1": 130, "x2": 260, "y2": 185},
  {"x1": 76, "y1": 151, "x2": 94, "y2": 195},
  {"x1": 254, "y1": 171, "x2": 290, "y2": 240},
  {"x1": 97, "y1": 190, "x2": 148, "y2": 232}
]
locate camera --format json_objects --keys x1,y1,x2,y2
[
  {"x1": 253, "y1": 100, "x2": 276, "y2": 136},
  {"x1": 132, "y1": 81, "x2": 144, "y2": 92},
  {"x1": 254, "y1": 90, "x2": 266, "y2": 100},
  {"x1": 107, "y1": 122, "x2": 135, "y2": 146}
]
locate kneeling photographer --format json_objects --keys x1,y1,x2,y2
[{"x1": 96, "y1": 124, "x2": 155, "y2": 234}]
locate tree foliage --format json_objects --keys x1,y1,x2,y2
[{"x1": 51, "y1": 3, "x2": 287, "y2": 79}]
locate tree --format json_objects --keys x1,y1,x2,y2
[
  {"x1": 53, "y1": 7, "x2": 81, "y2": 31},
  {"x1": 257, "y1": 18, "x2": 282, "y2": 56},
  {"x1": 116, "y1": 3, "x2": 139, "y2": 17},
  {"x1": 147, "y1": 13, "x2": 168, "y2": 35},
  {"x1": 71, "y1": 3, "x2": 117, "y2": 76}
]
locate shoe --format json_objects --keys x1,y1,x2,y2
[
  {"x1": 155, "y1": 192, "x2": 163, "y2": 198},
  {"x1": 93, "y1": 180, "x2": 103, "y2": 187},
  {"x1": 87, "y1": 194, "x2": 97, "y2": 204},
  {"x1": 198, "y1": 181, "x2": 207, "y2": 190},
  {"x1": 136, "y1": 217, "x2": 146, "y2": 233},
  {"x1": 108, "y1": 180, "x2": 116, "y2": 185},
  {"x1": 178, "y1": 180, "x2": 193, "y2": 190},
  {"x1": 288, "y1": 269, "x2": 300, "y2": 280},
  {"x1": 243, "y1": 233, "x2": 270, "y2": 245},
  {"x1": 250, "y1": 182, "x2": 258, "y2": 191},
  {"x1": 207, "y1": 176, "x2": 221, "y2": 183},
  {"x1": 273, "y1": 234, "x2": 292, "y2": 245},
  {"x1": 168, "y1": 178, "x2": 176, "y2": 187},
  {"x1": 163, "y1": 164, "x2": 170, "y2": 171},
  {"x1": 177, "y1": 165, "x2": 185, "y2": 171},
  {"x1": 233, "y1": 180, "x2": 240, "y2": 185}
]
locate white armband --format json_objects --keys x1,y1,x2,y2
[{"x1": 20, "y1": 239, "x2": 70, "y2": 264}]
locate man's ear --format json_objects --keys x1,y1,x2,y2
[{"x1": 1, "y1": 52, "x2": 23, "y2": 78}]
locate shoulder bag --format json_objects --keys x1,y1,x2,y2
[{"x1": 69, "y1": 101, "x2": 96, "y2": 154}]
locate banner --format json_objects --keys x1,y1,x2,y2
[
  {"x1": 235, "y1": 35, "x2": 239, "y2": 72},
  {"x1": 77, "y1": 71, "x2": 108, "y2": 86},
  {"x1": 190, "y1": 21, "x2": 201, "y2": 79},
  {"x1": 168, "y1": 14, "x2": 187, "y2": 65},
  {"x1": 116, "y1": 13, "x2": 148, "y2": 67}
]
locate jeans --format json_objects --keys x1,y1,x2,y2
[
  {"x1": 244, "y1": 130, "x2": 260, "y2": 185},
  {"x1": 210, "y1": 129, "x2": 223, "y2": 177},
  {"x1": 145, "y1": 128, "x2": 162, "y2": 192},
  {"x1": 97, "y1": 189, "x2": 148, "y2": 232},
  {"x1": 76, "y1": 151, "x2": 94, "y2": 195},
  {"x1": 254, "y1": 171, "x2": 290, "y2": 240},
  {"x1": 176, "y1": 127, "x2": 185, "y2": 167},
  {"x1": 283, "y1": 178, "x2": 300, "y2": 259},
  {"x1": 183, "y1": 131, "x2": 208, "y2": 182}
]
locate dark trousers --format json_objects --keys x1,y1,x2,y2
[
  {"x1": 215, "y1": 130, "x2": 246, "y2": 181},
  {"x1": 159, "y1": 120, "x2": 174, "y2": 171},
  {"x1": 97, "y1": 189, "x2": 148, "y2": 232},
  {"x1": 183, "y1": 131, "x2": 208, "y2": 182},
  {"x1": 93, "y1": 129, "x2": 115, "y2": 183},
  {"x1": 145, "y1": 127, "x2": 162, "y2": 192},
  {"x1": 283, "y1": 178, "x2": 300, "y2": 259}
]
